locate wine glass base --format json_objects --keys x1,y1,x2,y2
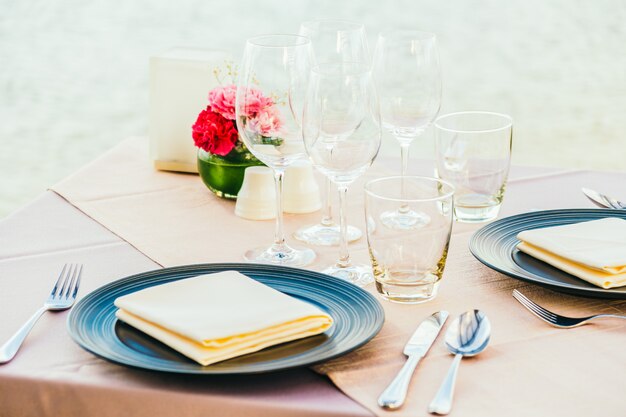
[
  {"x1": 322, "y1": 264, "x2": 373, "y2": 287},
  {"x1": 380, "y1": 208, "x2": 431, "y2": 230},
  {"x1": 244, "y1": 244, "x2": 316, "y2": 267},
  {"x1": 294, "y1": 223, "x2": 362, "y2": 246}
]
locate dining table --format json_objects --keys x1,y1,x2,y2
[{"x1": 0, "y1": 137, "x2": 625, "y2": 417}]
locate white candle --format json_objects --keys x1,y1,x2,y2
[{"x1": 149, "y1": 48, "x2": 232, "y2": 173}]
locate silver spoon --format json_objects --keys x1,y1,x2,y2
[
  {"x1": 428, "y1": 310, "x2": 491, "y2": 415},
  {"x1": 582, "y1": 188, "x2": 626, "y2": 210}
]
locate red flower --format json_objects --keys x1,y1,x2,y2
[{"x1": 191, "y1": 106, "x2": 239, "y2": 156}]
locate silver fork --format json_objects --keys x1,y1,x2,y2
[
  {"x1": 512, "y1": 289, "x2": 626, "y2": 328},
  {"x1": 582, "y1": 188, "x2": 626, "y2": 210},
  {"x1": 0, "y1": 264, "x2": 82, "y2": 364}
]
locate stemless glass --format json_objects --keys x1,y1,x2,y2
[
  {"x1": 365, "y1": 176, "x2": 454, "y2": 303},
  {"x1": 295, "y1": 19, "x2": 370, "y2": 246},
  {"x1": 372, "y1": 30, "x2": 442, "y2": 229},
  {"x1": 303, "y1": 63, "x2": 381, "y2": 285},
  {"x1": 434, "y1": 111, "x2": 513, "y2": 222},
  {"x1": 235, "y1": 34, "x2": 316, "y2": 267}
]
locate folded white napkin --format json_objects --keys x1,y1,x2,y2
[
  {"x1": 516, "y1": 217, "x2": 626, "y2": 289},
  {"x1": 114, "y1": 271, "x2": 333, "y2": 366}
]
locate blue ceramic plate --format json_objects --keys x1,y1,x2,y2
[
  {"x1": 67, "y1": 263, "x2": 384, "y2": 374},
  {"x1": 470, "y1": 209, "x2": 626, "y2": 298}
]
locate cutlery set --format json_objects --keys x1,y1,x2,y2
[
  {"x1": 378, "y1": 311, "x2": 449, "y2": 410},
  {"x1": 378, "y1": 288, "x2": 623, "y2": 414},
  {"x1": 378, "y1": 310, "x2": 491, "y2": 415}
]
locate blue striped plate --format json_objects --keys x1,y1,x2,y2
[
  {"x1": 470, "y1": 209, "x2": 626, "y2": 298},
  {"x1": 67, "y1": 263, "x2": 384, "y2": 374}
]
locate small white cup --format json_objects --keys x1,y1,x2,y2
[
  {"x1": 235, "y1": 166, "x2": 276, "y2": 220},
  {"x1": 283, "y1": 160, "x2": 321, "y2": 214}
]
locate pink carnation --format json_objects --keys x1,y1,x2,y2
[
  {"x1": 240, "y1": 87, "x2": 274, "y2": 117},
  {"x1": 248, "y1": 106, "x2": 283, "y2": 136},
  {"x1": 208, "y1": 84, "x2": 275, "y2": 120},
  {"x1": 208, "y1": 85, "x2": 237, "y2": 120}
]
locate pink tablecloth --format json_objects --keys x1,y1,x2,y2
[{"x1": 1, "y1": 137, "x2": 625, "y2": 416}]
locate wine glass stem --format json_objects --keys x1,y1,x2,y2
[
  {"x1": 337, "y1": 185, "x2": 350, "y2": 268},
  {"x1": 321, "y1": 177, "x2": 334, "y2": 227},
  {"x1": 399, "y1": 142, "x2": 410, "y2": 212},
  {"x1": 400, "y1": 142, "x2": 410, "y2": 178},
  {"x1": 273, "y1": 168, "x2": 286, "y2": 248}
]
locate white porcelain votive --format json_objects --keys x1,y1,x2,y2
[
  {"x1": 235, "y1": 166, "x2": 276, "y2": 220},
  {"x1": 283, "y1": 160, "x2": 322, "y2": 214}
]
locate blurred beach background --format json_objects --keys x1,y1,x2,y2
[{"x1": 1, "y1": 0, "x2": 625, "y2": 218}]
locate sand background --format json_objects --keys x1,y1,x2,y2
[{"x1": 1, "y1": 0, "x2": 625, "y2": 217}]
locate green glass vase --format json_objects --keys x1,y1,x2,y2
[{"x1": 197, "y1": 149, "x2": 264, "y2": 199}]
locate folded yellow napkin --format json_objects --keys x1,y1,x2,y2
[
  {"x1": 114, "y1": 271, "x2": 333, "y2": 366},
  {"x1": 516, "y1": 217, "x2": 626, "y2": 289}
]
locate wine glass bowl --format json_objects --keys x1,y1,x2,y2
[
  {"x1": 304, "y1": 63, "x2": 380, "y2": 183},
  {"x1": 237, "y1": 35, "x2": 311, "y2": 169},
  {"x1": 374, "y1": 30, "x2": 441, "y2": 139},
  {"x1": 299, "y1": 19, "x2": 370, "y2": 65}
]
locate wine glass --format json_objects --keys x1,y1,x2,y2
[
  {"x1": 303, "y1": 63, "x2": 381, "y2": 285},
  {"x1": 372, "y1": 30, "x2": 442, "y2": 229},
  {"x1": 235, "y1": 34, "x2": 316, "y2": 267},
  {"x1": 295, "y1": 19, "x2": 370, "y2": 246}
]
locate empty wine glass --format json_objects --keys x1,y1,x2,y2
[
  {"x1": 235, "y1": 34, "x2": 316, "y2": 267},
  {"x1": 295, "y1": 19, "x2": 370, "y2": 246},
  {"x1": 372, "y1": 30, "x2": 442, "y2": 229},
  {"x1": 303, "y1": 63, "x2": 381, "y2": 285}
]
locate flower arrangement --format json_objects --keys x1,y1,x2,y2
[
  {"x1": 191, "y1": 64, "x2": 284, "y2": 199},
  {"x1": 191, "y1": 84, "x2": 283, "y2": 158}
]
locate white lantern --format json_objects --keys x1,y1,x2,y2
[{"x1": 149, "y1": 48, "x2": 232, "y2": 173}]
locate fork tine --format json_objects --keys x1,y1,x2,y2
[
  {"x1": 609, "y1": 197, "x2": 626, "y2": 210},
  {"x1": 54, "y1": 264, "x2": 74, "y2": 298},
  {"x1": 513, "y1": 290, "x2": 550, "y2": 316},
  {"x1": 519, "y1": 297, "x2": 557, "y2": 323},
  {"x1": 517, "y1": 294, "x2": 557, "y2": 320},
  {"x1": 70, "y1": 265, "x2": 83, "y2": 299},
  {"x1": 513, "y1": 292, "x2": 544, "y2": 317},
  {"x1": 512, "y1": 290, "x2": 558, "y2": 323},
  {"x1": 51, "y1": 264, "x2": 68, "y2": 297},
  {"x1": 602, "y1": 195, "x2": 621, "y2": 210},
  {"x1": 63, "y1": 264, "x2": 78, "y2": 299}
]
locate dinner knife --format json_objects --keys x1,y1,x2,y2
[{"x1": 377, "y1": 311, "x2": 449, "y2": 410}]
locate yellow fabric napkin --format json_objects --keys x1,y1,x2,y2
[
  {"x1": 516, "y1": 217, "x2": 626, "y2": 289},
  {"x1": 114, "y1": 271, "x2": 333, "y2": 366}
]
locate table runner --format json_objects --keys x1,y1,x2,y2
[{"x1": 51, "y1": 137, "x2": 626, "y2": 416}]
